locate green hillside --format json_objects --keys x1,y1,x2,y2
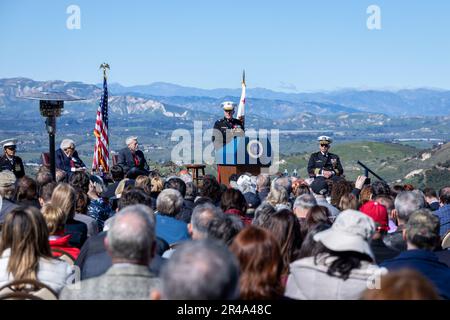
[{"x1": 280, "y1": 141, "x2": 450, "y2": 190}]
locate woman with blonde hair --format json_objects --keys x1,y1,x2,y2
[
  {"x1": 49, "y1": 183, "x2": 82, "y2": 257},
  {"x1": 150, "y1": 175, "x2": 164, "y2": 208},
  {"x1": 265, "y1": 185, "x2": 291, "y2": 210},
  {"x1": 51, "y1": 182, "x2": 87, "y2": 249},
  {"x1": 42, "y1": 203, "x2": 80, "y2": 260},
  {"x1": 339, "y1": 193, "x2": 358, "y2": 211},
  {"x1": 0, "y1": 206, "x2": 73, "y2": 294},
  {"x1": 135, "y1": 175, "x2": 152, "y2": 195}
]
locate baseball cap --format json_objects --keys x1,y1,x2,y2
[{"x1": 359, "y1": 200, "x2": 389, "y2": 232}]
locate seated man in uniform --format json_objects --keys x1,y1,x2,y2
[
  {"x1": 212, "y1": 101, "x2": 244, "y2": 148},
  {"x1": 117, "y1": 136, "x2": 150, "y2": 179},
  {"x1": 0, "y1": 138, "x2": 25, "y2": 179},
  {"x1": 307, "y1": 136, "x2": 343, "y2": 179}
]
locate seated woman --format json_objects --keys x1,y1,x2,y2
[
  {"x1": 42, "y1": 202, "x2": 80, "y2": 260},
  {"x1": 15, "y1": 175, "x2": 40, "y2": 208},
  {"x1": 221, "y1": 188, "x2": 251, "y2": 225},
  {"x1": 285, "y1": 209, "x2": 383, "y2": 300},
  {"x1": 55, "y1": 139, "x2": 86, "y2": 174},
  {"x1": 0, "y1": 206, "x2": 73, "y2": 294},
  {"x1": 51, "y1": 183, "x2": 88, "y2": 249},
  {"x1": 230, "y1": 226, "x2": 285, "y2": 299}
]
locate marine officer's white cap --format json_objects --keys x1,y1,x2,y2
[
  {"x1": 318, "y1": 136, "x2": 332, "y2": 144},
  {"x1": 221, "y1": 101, "x2": 236, "y2": 111},
  {"x1": 1, "y1": 139, "x2": 17, "y2": 149}
]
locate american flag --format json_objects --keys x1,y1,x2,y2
[{"x1": 92, "y1": 76, "x2": 109, "y2": 172}]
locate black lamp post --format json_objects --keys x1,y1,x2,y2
[{"x1": 19, "y1": 92, "x2": 85, "y2": 181}]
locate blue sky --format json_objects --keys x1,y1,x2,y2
[{"x1": 1, "y1": 0, "x2": 450, "y2": 91}]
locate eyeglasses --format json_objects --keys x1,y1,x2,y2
[
  {"x1": 224, "y1": 110, "x2": 234, "y2": 113},
  {"x1": 5, "y1": 146, "x2": 16, "y2": 151},
  {"x1": 320, "y1": 144, "x2": 329, "y2": 147},
  {"x1": 64, "y1": 147, "x2": 74, "y2": 151}
]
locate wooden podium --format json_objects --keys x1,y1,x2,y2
[{"x1": 215, "y1": 135, "x2": 272, "y2": 186}]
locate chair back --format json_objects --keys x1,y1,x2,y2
[
  {"x1": 41, "y1": 152, "x2": 50, "y2": 167},
  {"x1": 112, "y1": 154, "x2": 119, "y2": 166},
  {"x1": 0, "y1": 279, "x2": 58, "y2": 300}
]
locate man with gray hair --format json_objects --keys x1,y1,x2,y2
[
  {"x1": 293, "y1": 193, "x2": 317, "y2": 222},
  {"x1": 384, "y1": 190, "x2": 425, "y2": 252},
  {"x1": 381, "y1": 209, "x2": 450, "y2": 299},
  {"x1": 117, "y1": 136, "x2": 149, "y2": 179},
  {"x1": 151, "y1": 240, "x2": 240, "y2": 300},
  {"x1": 60, "y1": 205, "x2": 160, "y2": 300},
  {"x1": 56, "y1": 138, "x2": 86, "y2": 174},
  {"x1": 272, "y1": 175, "x2": 292, "y2": 196},
  {"x1": 155, "y1": 189, "x2": 190, "y2": 245},
  {"x1": 188, "y1": 203, "x2": 224, "y2": 240}
]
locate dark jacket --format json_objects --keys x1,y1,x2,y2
[
  {"x1": 75, "y1": 230, "x2": 168, "y2": 285},
  {"x1": 434, "y1": 204, "x2": 450, "y2": 238},
  {"x1": 370, "y1": 238, "x2": 400, "y2": 265},
  {"x1": 435, "y1": 250, "x2": 450, "y2": 268},
  {"x1": 117, "y1": 147, "x2": 149, "y2": 174},
  {"x1": 175, "y1": 200, "x2": 194, "y2": 224},
  {"x1": 381, "y1": 249, "x2": 450, "y2": 299},
  {"x1": 55, "y1": 148, "x2": 86, "y2": 174},
  {"x1": 383, "y1": 225, "x2": 407, "y2": 252},
  {"x1": 64, "y1": 218, "x2": 88, "y2": 249},
  {"x1": 258, "y1": 188, "x2": 270, "y2": 203},
  {"x1": 212, "y1": 117, "x2": 244, "y2": 147},
  {"x1": 75, "y1": 231, "x2": 169, "y2": 272},
  {"x1": 307, "y1": 151, "x2": 343, "y2": 177},
  {"x1": 0, "y1": 155, "x2": 25, "y2": 178},
  {"x1": 0, "y1": 198, "x2": 18, "y2": 224}
]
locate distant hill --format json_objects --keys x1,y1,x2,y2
[{"x1": 280, "y1": 141, "x2": 450, "y2": 190}]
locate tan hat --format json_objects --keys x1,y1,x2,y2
[
  {"x1": 0, "y1": 170, "x2": 17, "y2": 188},
  {"x1": 313, "y1": 209, "x2": 375, "y2": 259},
  {"x1": 221, "y1": 101, "x2": 236, "y2": 111}
]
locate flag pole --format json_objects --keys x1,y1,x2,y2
[{"x1": 92, "y1": 63, "x2": 110, "y2": 175}]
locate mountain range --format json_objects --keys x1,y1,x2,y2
[
  {"x1": 1, "y1": 77, "x2": 449, "y2": 132},
  {"x1": 107, "y1": 81, "x2": 450, "y2": 116}
]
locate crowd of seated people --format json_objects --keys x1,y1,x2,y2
[{"x1": 0, "y1": 160, "x2": 449, "y2": 300}]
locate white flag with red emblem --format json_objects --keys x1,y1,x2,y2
[{"x1": 237, "y1": 70, "x2": 246, "y2": 121}]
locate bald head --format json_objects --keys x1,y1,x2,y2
[{"x1": 106, "y1": 204, "x2": 155, "y2": 264}]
